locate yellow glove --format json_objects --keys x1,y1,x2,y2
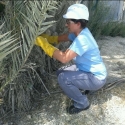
[
  {"x1": 35, "y1": 36, "x2": 58, "y2": 58},
  {"x1": 41, "y1": 34, "x2": 58, "y2": 45}
]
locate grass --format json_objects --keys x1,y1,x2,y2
[{"x1": 107, "y1": 22, "x2": 125, "y2": 37}]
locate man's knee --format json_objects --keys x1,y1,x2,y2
[
  {"x1": 58, "y1": 72, "x2": 70, "y2": 86},
  {"x1": 57, "y1": 72, "x2": 64, "y2": 84}
]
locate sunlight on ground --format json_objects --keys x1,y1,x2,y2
[{"x1": 105, "y1": 95, "x2": 125, "y2": 124}]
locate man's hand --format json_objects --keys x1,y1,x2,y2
[
  {"x1": 41, "y1": 34, "x2": 58, "y2": 45},
  {"x1": 35, "y1": 36, "x2": 58, "y2": 58}
]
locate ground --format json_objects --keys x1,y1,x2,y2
[{"x1": 2, "y1": 36, "x2": 125, "y2": 125}]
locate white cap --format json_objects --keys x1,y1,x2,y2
[{"x1": 63, "y1": 4, "x2": 89, "y2": 20}]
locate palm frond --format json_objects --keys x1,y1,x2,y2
[
  {"x1": 0, "y1": 0, "x2": 57, "y2": 92},
  {"x1": 0, "y1": 0, "x2": 58, "y2": 113},
  {"x1": 0, "y1": 23, "x2": 19, "y2": 61}
]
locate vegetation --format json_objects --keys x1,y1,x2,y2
[
  {"x1": 0, "y1": 0, "x2": 60, "y2": 118},
  {"x1": 101, "y1": 22, "x2": 125, "y2": 37}
]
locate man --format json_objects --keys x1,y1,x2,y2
[{"x1": 35, "y1": 4, "x2": 107, "y2": 114}]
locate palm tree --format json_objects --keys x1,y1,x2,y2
[{"x1": 0, "y1": 0, "x2": 59, "y2": 114}]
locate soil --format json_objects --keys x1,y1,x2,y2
[{"x1": 2, "y1": 36, "x2": 125, "y2": 125}]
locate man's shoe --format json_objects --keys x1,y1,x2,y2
[
  {"x1": 66, "y1": 104, "x2": 90, "y2": 114},
  {"x1": 84, "y1": 90, "x2": 90, "y2": 95}
]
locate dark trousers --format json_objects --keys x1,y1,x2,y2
[{"x1": 57, "y1": 65, "x2": 106, "y2": 109}]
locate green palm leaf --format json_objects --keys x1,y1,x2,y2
[
  {"x1": 0, "y1": 24, "x2": 19, "y2": 61},
  {"x1": 0, "y1": 0, "x2": 58, "y2": 112},
  {"x1": 0, "y1": 0, "x2": 57, "y2": 91}
]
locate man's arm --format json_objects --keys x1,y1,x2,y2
[
  {"x1": 53, "y1": 49, "x2": 77, "y2": 64},
  {"x1": 58, "y1": 34, "x2": 69, "y2": 43}
]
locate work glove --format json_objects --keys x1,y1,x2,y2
[
  {"x1": 41, "y1": 34, "x2": 58, "y2": 45},
  {"x1": 35, "y1": 36, "x2": 58, "y2": 58}
]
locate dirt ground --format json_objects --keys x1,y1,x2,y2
[{"x1": 3, "y1": 36, "x2": 125, "y2": 125}]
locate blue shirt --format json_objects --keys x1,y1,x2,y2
[{"x1": 68, "y1": 27, "x2": 107, "y2": 80}]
